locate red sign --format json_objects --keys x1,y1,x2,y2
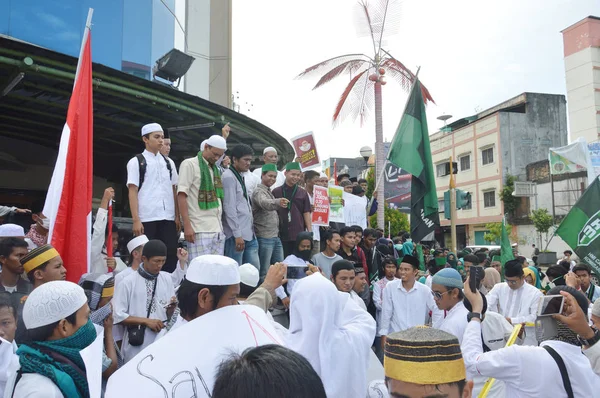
[
  {"x1": 291, "y1": 131, "x2": 320, "y2": 170},
  {"x1": 312, "y1": 185, "x2": 330, "y2": 226}
]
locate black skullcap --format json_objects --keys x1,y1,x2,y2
[
  {"x1": 463, "y1": 254, "x2": 480, "y2": 265},
  {"x1": 352, "y1": 185, "x2": 365, "y2": 195},
  {"x1": 504, "y1": 259, "x2": 524, "y2": 278},
  {"x1": 142, "y1": 239, "x2": 167, "y2": 259},
  {"x1": 401, "y1": 254, "x2": 420, "y2": 269}
]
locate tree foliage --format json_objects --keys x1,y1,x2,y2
[
  {"x1": 369, "y1": 205, "x2": 410, "y2": 238},
  {"x1": 483, "y1": 222, "x2": 511, "y2": 244},
  {"x1": 530, "y1": 208, "x2": 554, "y2": 248},
  {"x1": 499, "y1": 174, "x2": 519, "y2": 217},
  {"x1": 366, "y1": 167, "x2": 375, "y2": 199}
]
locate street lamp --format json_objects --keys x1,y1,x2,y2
[{"x1": 360, "y1": 146, "x2": 373, "y2": 162}]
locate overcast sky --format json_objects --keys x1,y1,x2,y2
[{"x1": 232, "y1": 0, "x2": 600, "y2": 163}]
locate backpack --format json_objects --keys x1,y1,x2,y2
[{"x1": 135, "y1": 153, "x2": 172, "y2": 191}]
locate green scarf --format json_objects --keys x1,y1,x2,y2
[
  {"x1": 17, "y1": 320, "x2": 97, "y2": 398},
  {"x1": 197, "y1": 152, "x2": 223, "y2": 210}
]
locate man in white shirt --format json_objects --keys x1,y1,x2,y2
[
  {"x1": 557, "y1": 250, "x2": 577, "y2": 270},
  {"x1": 379, "y1": 255, "x2": 443, "y2": 347},
  {"x1": 311, "y1": 229, "x2": 342, "y2": 279},
  {"x1": 486, "y1": 259, "x2": 543, "y2": 345},
  {"x1": 91, "y1": 187, "x2": 127, "y2": 274},
  {"x1": 178, "y1": 134, "x2": 228, "y2": 260},
  {"x1": 372, "y1": 256, "x2": 398, "y2": 362},
  {"x1": 127, "y1": 123, "x2": 180, "y2": 273},
  {"x1": 252, "y1": 147, "x2": 285, "y2": 190},
  {"x1": 113, "y1": 240, "x2": 178, "y2": 363},
  {"x1": 431, "y1": 267, "x2": 469, "y2": 343},
  {"x1": 462, "y1": 283, "x2": 600, "y2": 397}
]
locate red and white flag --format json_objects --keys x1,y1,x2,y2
[{"x1": 43, "y1": 10, "x2": 94, "y2": 283}]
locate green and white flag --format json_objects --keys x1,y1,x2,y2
[
  {"x1": 555, "y1": 177, "x2": 600, "y2": 274},
  {"x1": 387, "y1": 79, "x2": 439, "y2": 242}
]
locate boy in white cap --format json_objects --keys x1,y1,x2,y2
[
  {"x1": 115, "y1": 234, "x2": 149, "y2": 286},
  {"x1": 178, "y1": 134, "x2": 228, "y2": 260},
  {"x1": 5, "y1": 281, "x2": 97, "y2": 397},
  {"x1": 127, "y1": 122, "x2": 180, "y2": 273},
  {"x1": 252, "y1": 147, "x2": 285, "y2": 190},
  {"x1": 113, "y1": 240, "x2": 178, "y2": 363}
]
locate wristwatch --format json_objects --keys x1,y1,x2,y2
[
  {"x1": 467, "y1": 312, "x2": 482, "y2": 322},
  {"x1": 578, "y1": 327, "x2": 600, "y2": 347}
]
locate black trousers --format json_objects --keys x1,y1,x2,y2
[{"x1": 142, "y1": 220, "x2": 178, "y2": 273}]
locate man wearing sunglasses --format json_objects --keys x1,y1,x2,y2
[
  {"x1": 431, "y1": 268, "x2": 469, "y2": 344},
  {"x1": 486, "y1": 259, "x2": 543, "y2": 345}
]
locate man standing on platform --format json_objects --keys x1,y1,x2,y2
[
  {"x1": 252, "y1": 147, "x2": 285, "y2": 190},
  {"x1": 178, "y1": 134, "x2": 228, "y2": 259},
  {"x1": 273, "y1": 162, "x2": 312, "y2": 257},
  {"x1": 127, "y1": 123, "x2": 180, "y2": 273}
]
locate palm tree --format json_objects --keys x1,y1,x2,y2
[{"x1": 297, "y1": 0, "x2": 434, "y2": 229}]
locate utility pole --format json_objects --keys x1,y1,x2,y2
[{"x1": 449, "y1": 156, "x2": 457, "y2": 253}]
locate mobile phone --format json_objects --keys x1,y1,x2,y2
[
  {"x1": 469, "y1": 265, "x2": 485, "y2": 293},
  {"x1": 537, "y1": 295, "x2": 565, "y2": 316},
  {"x1": 286, "y1": 266, "x2": 309, "y2": 279}
]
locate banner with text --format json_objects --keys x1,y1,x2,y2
[
  {"x1": 343, "y1": 192, "x2": 368, "y2": 229},
  {"x1": 312, "y1": 185, "x2": 330, "y2": 226},
  {"x1": 291, "y1": 131, "x2": 320, "y2": 170},
  {"x1": 105, "y1": 305, "x2": 282, "y2": 398},
  {"x1": 328, "y1": 185, "x2": 345, "y2": 223}
]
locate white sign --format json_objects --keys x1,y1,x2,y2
[
  {"x1": 81, "y1": 324, "x2": 105, "y2": 398},
  {"x1": 105, "y1": 305, "x2": 282, "y2": 398},
  {"x1": 343, "y1": 192, "x2": 368, "y2": 229}
]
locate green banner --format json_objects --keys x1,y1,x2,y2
[{"x1": 555, "y1": 177, "x2": 600, "y2": 274}]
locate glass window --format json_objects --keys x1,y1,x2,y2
[
  {"x1": 482, "y1": 147, "x2": 494, "y2": 165},
  {"x1": 436, "y1": 163, "x2": 447, "y2": 177},
  {"x1": 460, "y1": 154, "x2": 471, "y2": 171},
  {"x1": 484, "y1": 191, "x2": 496, "y2": 208},
  {"x1": 438, "y1": 199, "x2": 445, "y2": 213}
]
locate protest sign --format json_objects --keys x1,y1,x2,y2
[
  {"x1": 343, "y1": 192, "x2": 368, "y2": 229},
  {"x1": 105, "y1": 305, "x2": 282, "y2": 398},
  {"x1": 81, "y1": 324, "x2": 105, "y2": 398},
  {"x1": 291, "y1": 132, "x2": 320, "y2": 170},
  {"x1": 312, "y1": 185, "x2": 330, "y2": 226},
  {"x1": 328, "y1": 185, "x2": 344, "y2": 223}
]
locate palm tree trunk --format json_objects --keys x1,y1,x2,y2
[{"x1": 374, "y1": 81, "x2": 385, "y2": 230}]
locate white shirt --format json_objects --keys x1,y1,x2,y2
[
  {"x1": 350, "y1": 290, "x2": 367, "y2": 311},
  {"x1": 437, "y1": 300, "x2": 469, "y2": 344},
  {"x1": 242, "y1": 171, "x2": 260, "y2": 198},
  {"x1": 372, "y1": 277, "x2": 397, "y2": 337},
  {"x1": 127, "y1": 149, "x2": 178, "y2": 222},
  {"x1": 114, "y1": 263, "x2": 186, "y2": 288},
  {"x1": 486, "y1": 282, "x2": 543, "y2": 325},
  {"x1": 0, "y1": 337, "x2": 18, "y2": 398},
  {"x1": 275, "y1": 254, "x2": 307, "y2": 299},
  {"x1": 4, "y1": 373, "x2": 63, "y2": 398},
  {"x1": 113, "y1": 271, "x2": 176, "y2": 363},
  {"x1": 462, "y1": 320, "x2": 600, "y2": 397},
  {"x1": 91, "y1": 208, "x2": 127, "y2": 274},
  {"x1": 379, "y1": 279, "x2": 444, "y2": 336},
  {"x1": 252, "y1": 167, "x2": 285, "y2": 190}
]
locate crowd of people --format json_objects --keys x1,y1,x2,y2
[{"x1": 0, "y1": 122, "x2": 599, "y2": 397}]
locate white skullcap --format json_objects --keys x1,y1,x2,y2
[
  {"x1": 200, "y1": 140, "x2": 207, "y2": 151},
  {"x1": 205, "y1": 135, "x2": 227, "y2": 150},
  {"x1": 186, "y1": 255, "x2": 240, "y2": 285},
  {"x1": 0, "y1": 223, "x2": 25, "y2": 237},
  {"x1": 127, "y1": 235, "x2": 149, "y2": 253},
  {"x1": 263, "y1": 147, "x2": 277, "y2": 155},
  {"x1": 23, "y1": 281, "x2": 88, "y2": 329},
  {"x1": 141, "y1": 123, "x2": 163, "y2": 136},
  {"x1": 319, "y1": 172, "x2": 328, "y2": 179},
  {"x1": 239, "y1": 263, "x2": 259, "y2": 287}
]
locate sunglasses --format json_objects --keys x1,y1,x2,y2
[{"x1": 431, "y1": 290, "x2": 449, "y2": 301}]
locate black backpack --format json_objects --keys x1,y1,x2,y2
[{"x1": 135, "y1": 153, "x2": 172, "y2": 191}]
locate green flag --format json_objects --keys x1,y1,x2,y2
[
  {"x1": 387, "y1": 80, "x2": 439, "y2": 242},
  {"x1": 555, "y1": 177, "x2": 600, "y2": 275},
  {"x1": 500, "y1": 219, "x2": 514, "y2": 281}
]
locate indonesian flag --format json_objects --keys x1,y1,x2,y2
[{"x1": 43, "y1": 13, "x2": 93, "y2": 283}]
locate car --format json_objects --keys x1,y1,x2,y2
[{"x1": 464, "y1": 245, "x2": 501, "y2": 253}]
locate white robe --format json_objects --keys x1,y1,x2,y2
[
  {"x1": 350, "y1": 290, "x2": 367, "y2": 311},
  {"x1": 287, "y1": 273, "x2": 376, "y2": 398},
  {"x1": 437, "y1": 300, "x2": 469, "y2": 344},
  {"x1": 486, "y1": 281, "x2": 542, "y2": 346},
  {"x1": 113, "y1": 271, "x2": 175, "y2": 363},
  {"x1": 0, "y1": 338, "x2": 19, "y2": 398}
]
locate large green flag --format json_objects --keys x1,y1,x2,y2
[
  {"x1": 387, "y1": 80, "x2": 439, "y2": 242},
  {"x1": 500, "y1": 219, "x2": 514, "y2": 280},
  {"x1": 555, "y1": 177, "x2": 600, "y2": 275}
]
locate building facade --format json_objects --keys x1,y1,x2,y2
[
  {"x1": 561, "y1": 16, "x2": 600, "y2": 144},
  {"x1": 430, "y1": 93, "x2": 567, "y2": 248}
]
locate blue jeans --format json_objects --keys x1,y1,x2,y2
[
  {"x1": 257, "y1": 237, "x2": 284, "y2": 281},
  {"x1": 224, "y1": 237, "x2": 260, "y2": 270}
]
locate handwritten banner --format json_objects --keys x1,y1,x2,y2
[
  {"x1": 291, "y1": 131, "x2": 320, "y2": 170},
  {"x1": 105, "y1": 305, "x2": 282, "y2": 398},
  {"x1": 312, "y1": 185, "x2": 330, "y2": 226}
]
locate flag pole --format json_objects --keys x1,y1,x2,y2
[
  {"x1": 372, "y1": 67, "x2": 421, "y2": 197},
  {"x1": 75, "y1": 9, "x2": 94, "y2": 83}
]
